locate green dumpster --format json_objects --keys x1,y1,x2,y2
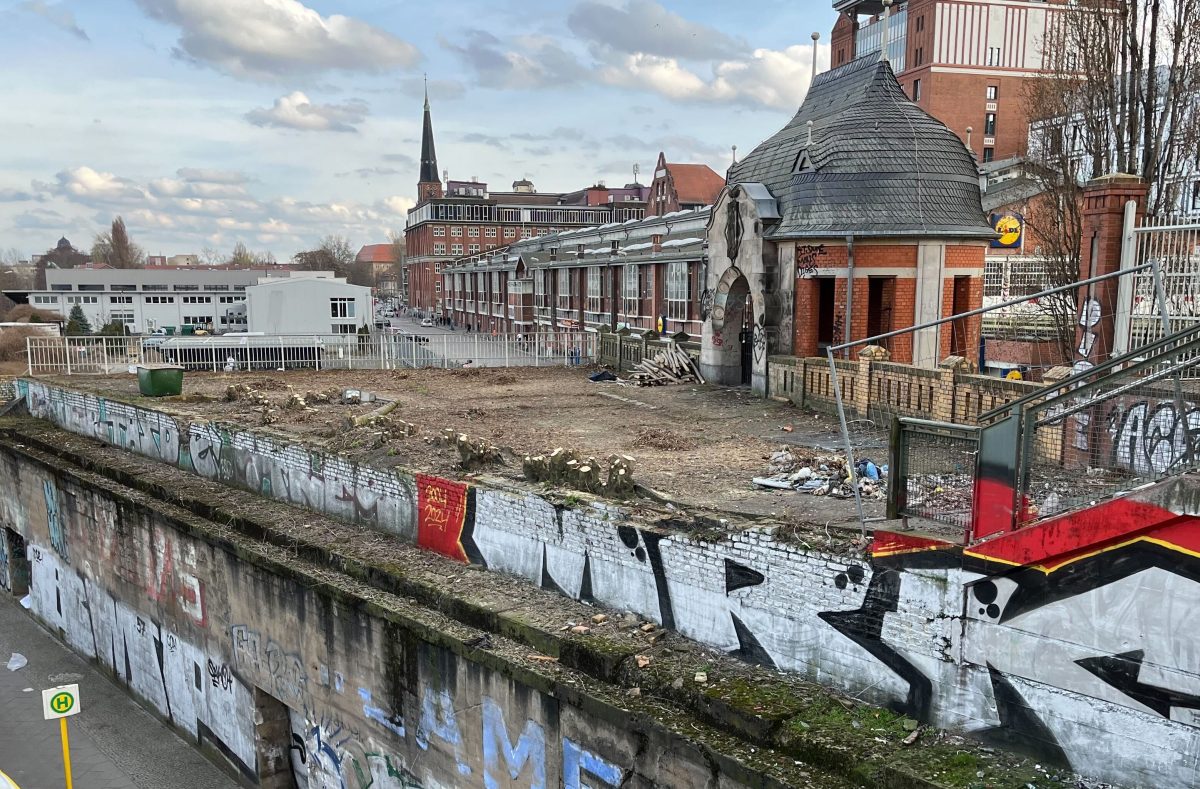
[{"x1": 137, "y1": 364, "x2": 184, "y2": 397}]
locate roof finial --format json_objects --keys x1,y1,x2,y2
[
  {"x1": 810, "y1": 32, "x2": 820, "y2": 82},
  {"x1": 731, "y1": 145, "x2": 738, "y2": 165},
  {"x1": 879, "y1": 0, "x2": 893, "y2": 64}
]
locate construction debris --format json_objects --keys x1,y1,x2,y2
[
  {"x1": 753, "y1": 447, "x2": 887, "y2": 500},
  {"x1": 347, "y1": 400, "x2": 398, "y2": 429},
  {"x1": 627, "y1": 346, "x2": 705, "y2": 386},
  {"x1": 522, "y1": 449, "x2": 636, "y2": 499}
]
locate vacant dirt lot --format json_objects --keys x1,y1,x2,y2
[{"x1": 42, "y1": 367, "x2": 888, "y2": 527}]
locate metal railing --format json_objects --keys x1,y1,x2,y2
[{"x1": 26, "y1": 331, "x2": 598, "y2": 375}]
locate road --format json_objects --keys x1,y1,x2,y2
[{"x1": 0, "y1": 599, "x2": 239, "y2": 789}]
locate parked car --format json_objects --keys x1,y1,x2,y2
[
  {"x1": 141, "y1": 329, "x2": 168, "y2": 350},
  {"x1": 420, "y1": 318, "x2": 434, "y2": 328}
]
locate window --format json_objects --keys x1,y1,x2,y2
[
  {"x1": 173, "y1": 284, "x2": 199, "y2": 291},
  {"x1": 915, "y1": 15, "x2": 924, "y2": 32},
  {"x1": 143, "y1": 284, "x2": 167, "y2": 291},
  {"x1": 914, "y1": 47, "x2": 923, "y2": 66},
  {"x1": 984, "y1": 113, "x2": 996, "y2": 136},
  {"x1": 331, "y1": 324, "x2": 356, "y2": 334},
  {"x1": 330, "y1": 297, "x2": 356, "y2": 319},
  {"x1": 451, "y1": 227, "x2": 462, "y2": 237},
  {"x1": 109, "y1": 296, "x2": 133, "y2": 304},
  {"x1": 485, "y1": 227, "x2": 497, "y2": 238},
  {"x1": 451, "y1": 243, "x2": 463, "y2": 256},
  {"x1": 66, "y1": 296, "x2": 98, "y2": 304},
  {"x1": 219, "y1": 295, "x2": 243, "y2": 303},
  {"x1": 33, "y1": 295, "x2": 58, "y2": 304},
  {"x1": 468, "y1": 244, "x2": 480, "y2": 254},
  {"x1": 983, "y1": 147, "x2": 995, "y2": 163},
  {"x1": 78, "y1": 284, "x2": 103, "y2": 291},
  {"x1": 433, "y1": 226, "x2": 446, "y2": 237},
  {"x1": 666, "y1": 261, "x2": 690, "y2": 321},
  {"x1": 912, "y1": 79, "x2": 921, "y2": 101},
  {"x1": 521, "y1": 229, "x2": 532, "y2": 238},
  {"x1": 623, "y1": 264, "x2": 639, "y2": 316},
  {"x1": 111, "y1": 312, "x2": 135, "y2": 325},
  {"x1": 987, "y1": 46, "x2": 1001, "y2": 66},
  {"x1": 557, "y1": 268, "x2": 572, "y2": 311},
  {"x1": 50, "y1": 284, "x2": 72, "y2": 291},
  {"x1": 183, "y1": 315, "x2": 211, "y2": 325},
  {"x1": 182, "y1": 295, "x2": 211, "y2": 304},
  {"x1": 468, "y1": 227, "x2": 479, "y2": 237},
  {"x1": 587, "y1": 266, "x2": 604, "y2": 314},
  {"x1": 534, "y1": 269, "x2": 546, "y2": 309},
  {"x1": 433, "y1": 242, "x2": 446, "y2": 255},
  {"x1": 986, "y1": 85, "x2": 998, "y2": 100},
  {"x1": 1191, "y1": 182, "x2": 1200, "y2": 211},
  {"x1": 503, "y1": 228, "x2": 516, "y2": 238},
  {"x1": 145, "y1": 296, "x2": 175, "y2": 304}
]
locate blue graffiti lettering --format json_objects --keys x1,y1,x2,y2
[
  {"x1": 563, "y1": 737, "x2": 623, "y2": 788},
  {"x1": 358, "y1": 687, "x2": 406, "y2": 739},
  {"x1": 482, "y1": 696, "x2": 545, "y2": 789},
  {"x1": 416, "y1": 683, "x2": 471, "y2": 776}
]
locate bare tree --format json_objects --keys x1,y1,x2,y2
[
  {"x1": 1022, "y1": 0, "x2": 1200, "y2": 357},
  {"x1": 293, "y1": 235, "x2": 370, "y2": 284},
  {"x1": 91, "y1": 216, "x2": 145, "y2": 268},
  {"x1": 1, "y1": 247, "x2": 23, "y2": 266},
  {"x1": 199, "y1": 246, "x2": 225, "y2": 265},
  {"x1": 388, "y1": 230, "x2": 406, "y2": 288},
  {"x1": 228, "y1": 241, "x2": 274, "y2": 267}
]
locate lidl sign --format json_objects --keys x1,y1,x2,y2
[{"x1": 990, "y1": 212, "x2": 1023, "y2": 248}]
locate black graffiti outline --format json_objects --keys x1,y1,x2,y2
[
  {"x1": 796, "y1": 244, "x2": 827, "y2": 279},
  {"x1": 1110, "y1": 401, "x2": 1200, "y2": 477}
]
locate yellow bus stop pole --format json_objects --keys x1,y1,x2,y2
[{"x1": 59, "y1": 717, "x2": 73, "y2": 789}]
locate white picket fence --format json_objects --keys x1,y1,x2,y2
[{"x1": 25, "y1": 332, "x2": 597, "y2": 375}]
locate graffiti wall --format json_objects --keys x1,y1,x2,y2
[
  {"x1": 17, "y1": 379, "x2": 1200, "y2": 787},
  {"x1": 0, "y1": 435, "x2": 787, "y2": 788}
]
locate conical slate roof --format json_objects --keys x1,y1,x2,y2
[
  {"x1": 728, "y1": 55, "x2": 993, "y2": 239},
  {"x1": 419, "y1": 87, "x2": 439, "y2": 184}
]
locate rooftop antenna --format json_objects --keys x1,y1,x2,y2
[
  {"x1": 731, "y1": 145, "x2": 738, "y2": 164},
  {"x1": 442, "y1": 168, "x2": 449, "y2": 184},
  {"x1": 806, "y1": 120, "x2": 814, "y2": 146},
  {"x1": 879, "y1": 0, "x2": 893, "y2": 64},
  {"x1": 633, "y1": 162, "x2": 640, "y2": 184},
  {"x1": 810, "y1": 32, "x2": 820, "y2": 81}
]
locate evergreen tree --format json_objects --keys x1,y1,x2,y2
[{"x1": 65, "y1": 305, "x2": 92, "y2": 335}]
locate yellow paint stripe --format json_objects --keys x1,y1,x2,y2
[
  {"x1": 965, "y1": 535, "x2": 1199, "y2": 575},
  {"x1": 0, "y1": 768, "x2": 22, "y2": 789}
]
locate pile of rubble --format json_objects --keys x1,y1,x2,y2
[
  {"x1": 753, "y1": 447, "x2": 887, "y2": 500},
  {"x1": 627, "y1": 346, "x2": 705, "y2": 386}
]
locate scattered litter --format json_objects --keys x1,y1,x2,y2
[
  {"x1": 754, "y1": 448, "x2": 887, "y2": 500},
  {"x1": 627, "y1": 346, "x2": 705, "y2": 386},
  {"x1": 694, "y1": 671, "x2": 708, "y2": 684},
  {"x1": 591, "y1": 613, "x2": 609, "y2": 624},
  {"x1": 528, "y1": 654, "x2": 558, "y2": 663},
  {"x1": 902, "y1": 728, "x2": 921, "y2": 746},
  {"x1": 636, "y1": 655, "x2": 651, "y2": 668},
  {"x1": 781, "y1": 425, "x2": 794, "y2": 433},
  {"x1": 22, "y1": 688, "x2": 33, "y2": 693},
  {"x1": 639, "y1": 623, "x2": 656, "y2": 633},
  {"x1": 19, "y1": 594, "x2": 30, "y2": 609},
  {"x1": 569, "y1": 625, "x2": 591, "y2": 635},
  {"x1": 6, "y1": 653, "x2": 27, "y2": 671},
  {"x1": 588, "y1": 370, "x2": 618, "y2": 383}
]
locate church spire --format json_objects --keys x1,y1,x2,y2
[{"x1": 418, "y1": 76, "x2": 442, "y2": 200}]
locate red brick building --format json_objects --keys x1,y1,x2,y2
[
  {"x1": 830, "y1": 0, "x2": 1072, "y2": 163},
  {"x1": 701, "y1": 54, "x2": 995, "y2": 393},
  {"x1": 647, "y1": 153, "x2": 725, "y2": 216},
  {"x1": 403, "y1": 91, "x2": 650, "y2": 313}
]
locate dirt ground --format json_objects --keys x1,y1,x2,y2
[{"x1": 42, "y1": 367, "x2": 890, "y2": 528}]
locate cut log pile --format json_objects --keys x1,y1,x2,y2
[{"x1": 628, "y1": 346, "x2": 705, "y2": 386}]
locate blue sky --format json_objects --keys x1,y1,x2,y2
[{"x1": 0, "y1": 0, "x2": 834, "y2": 260}]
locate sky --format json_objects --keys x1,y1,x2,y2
[{"x1": 0, "y1": 0, "x2": 835, "y2": 261}]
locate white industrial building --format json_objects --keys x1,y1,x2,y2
[
  {"x1": 245, "y1": 276, "x2": 373, "y2": 334},
  {"x1": 28, "y1": 269, "x2": 353, "y2": 334}
]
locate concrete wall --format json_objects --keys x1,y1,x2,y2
[
  {"x1": 0, "y1": 434, "x2": 779, "y2": 789},
  {"x1": 18, "y1": 378, "x2": 1200, "y2": 788}
]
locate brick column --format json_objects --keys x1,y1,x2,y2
[{"x1": 1077, "y1": 175, "x2": 1148, "y2": 363}]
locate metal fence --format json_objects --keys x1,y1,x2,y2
[
  {"x1": 25, "y1": 331, "x2": 597, "y2": 375},
  {"x1": 1126, "y1": 215, "x2": 1200, "y2": 351},
  {"x1": 887, "y1": 419, "x2": 980, "y2": 529}
]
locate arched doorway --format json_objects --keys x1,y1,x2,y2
[{"x1": 704, "y1": 267, "x2": 757, "y2": 386}]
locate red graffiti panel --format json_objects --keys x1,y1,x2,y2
[
  {"x1": 871, "y1": 530, "x2": 958, "y2": 558},
  {"x1": 416, "y1": 474, "x2": 469, "y2": 563}
]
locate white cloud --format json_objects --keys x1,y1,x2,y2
[
  {"x1": 245, "y1": 92, "x2": 368, "y2": 133},
  {"x1": 600, "y1": 44, "x2": 829, "y2": 110},
  {"x1": 568, "y1": 0, "x2": 743, "y2": 60},
  {"x1": 17, "y1": 0, "x2": 89, "y2": 41},
  {"x1": 54, "y1": 166, "x2": 149, "y2": 203},
  {"x1": 135, "y1": 0, "x2": 421, "y2": 80},
  {"x1": 442, "y1": 30, "x2": 588, "y2": 90},
  {"x1": 175, "y1": 167, "x2": 249, "y2": 184}
]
